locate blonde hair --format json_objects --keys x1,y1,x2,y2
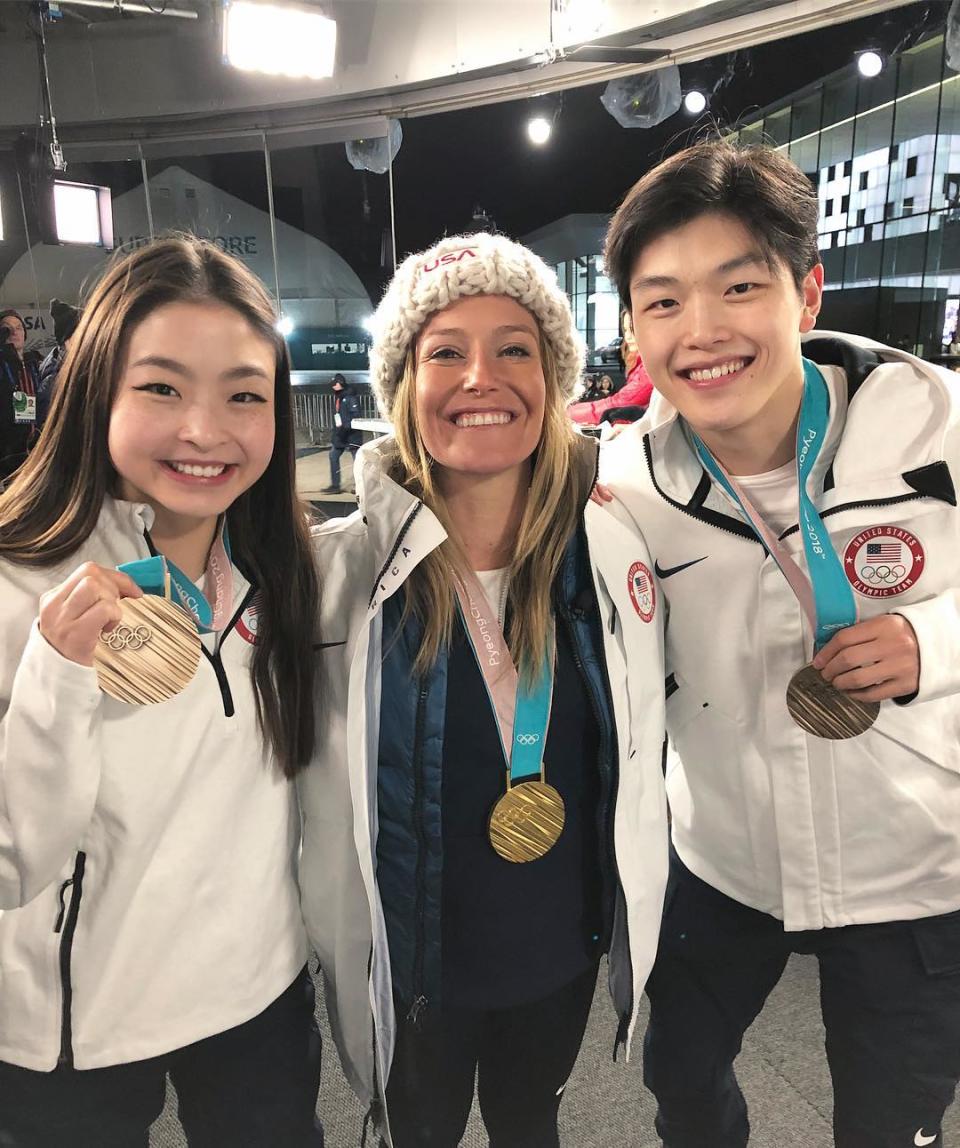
[{"x1": 385, "y1": 328, "x2": 590, "y2": 682}]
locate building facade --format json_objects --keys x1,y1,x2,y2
[{"x1": 732, "y1": 31, "x2": 960, "y2": 359}]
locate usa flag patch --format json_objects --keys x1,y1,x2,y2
[
  {"x1": 627, "y1": 561, "x2": 656, "y2": 622},
  {"x1": 842, "y1": 527, "x2": 925, "y2": 598}
]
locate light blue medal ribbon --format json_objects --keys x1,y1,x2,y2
[
  {"x1": 454, "y1": 573, "x2": 564, "y2": 861},
  {"x1": 691, "y1": 359, "x2": 857, "y2": 651},
  {"x1": 119, "y1": 521, "x2": 233, "y2": 634},
  {"x1": 504, "y1": 644, "x2": 554, "y2": 784}
]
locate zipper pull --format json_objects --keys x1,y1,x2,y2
[
  {"x1": 406, "y1": 994, "x2": 428, "y2": 1029},
  {"x1": 53, "y1": 878, "x2": 74, "y2": 934}
]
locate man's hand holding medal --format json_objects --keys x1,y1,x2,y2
[{"x1": 812, "y1": 613, "x2": 921, "y2": 703}]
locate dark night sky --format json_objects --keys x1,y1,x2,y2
[{"x1": 387, "y1": 2, "x2": 945, "y2": 255}]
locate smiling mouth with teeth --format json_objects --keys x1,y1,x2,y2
[
  {"x1": 166, "y1": 461, "x2": 230, "y2": 478},
  {"x1": 685, "y1": 359, "x2": 749, "y2": 382},
  {"x1": 453, "y1": 411, "x2": 515, "y2": 428}
]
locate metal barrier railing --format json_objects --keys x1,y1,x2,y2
[{"x1": 292, "y1": 390, "x2": 379, "y2": 442}]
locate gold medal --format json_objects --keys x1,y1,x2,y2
[
  {"x1": 488, "y1": 777, "x2": 565, "y2": 863},
  {"x1": 786, "y1": 663, "x2": 879, "y2": 740},
  {"x1": 94, "y1": 595, "x2": 201, "y2": 705}
]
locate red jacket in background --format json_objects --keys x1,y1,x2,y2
[{"x1": 567, "y1": 360, "x2": 655, "y2": 426}]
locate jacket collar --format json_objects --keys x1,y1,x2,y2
[
  {"x1": 352, "y1": 431, "x2": 600, "y2": 611},
  {"x1": 102, "y1": 496, "x2": 155, "y2": 542},
  {"x1": 352, "y1": 435, "x2": 448, "y2": 611},
  {"x1": 633, "y1": 332, "x2": 953, "y2": 514}
]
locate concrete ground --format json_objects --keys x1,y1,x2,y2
[
  {"x1": 297, "y1": 445, "x2": 358, "y2": 507},
  {"x1": 150, "y1": 954, "x2": 959, "y2": 1147}
]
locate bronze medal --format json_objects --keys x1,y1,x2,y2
[
  {"x1": 488, "y1": 778, "x2": 565, "y2": 863},
  {"x1": 786, "y1": 663, "x2": 879, "y2": 740},
  {"x1": 94, "y1": 595, "x2": 201, "y2": 705}
]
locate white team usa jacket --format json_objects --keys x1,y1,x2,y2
[
  {"x1": 601, "y1": 332, "x2": 960, "y2": 932},
  {"x1": 298, "y1": 433, "x2": 668, "y2": 1124},
  {"x1": 0, "y1": 498, "x2": 306, "y2": 1070}
]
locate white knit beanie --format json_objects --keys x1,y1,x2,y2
[{"x1": 368, "y1": 232, "x2": 585, "y2": 418}]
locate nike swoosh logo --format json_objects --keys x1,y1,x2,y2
[
  {"x1": 654, "y1": 556, "x2": 708, "y2": 579},
  {"x1": 313, "y1": 640, "x2": 347, "y2": 650},
  {"x1": 915, "y1": 1131, "x2": 938, "y2": 1146}
]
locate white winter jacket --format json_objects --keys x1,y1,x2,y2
[
  {"x1": 601, "y1": 333, "x2": 960, "y2": 931},
  {"x1": 0, "y1": 498, "x2": 306, "y2": 1070},
  {"x1": 298, "y1": 434, "x2": 668, "y2": 1126}
]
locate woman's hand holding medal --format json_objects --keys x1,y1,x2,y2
[
  {"x1": 39, "y1": 562, "x2": 143, "y2": 667},
  {"x1": 811, "y1": 614, "x2": 920, "y2": 703}
]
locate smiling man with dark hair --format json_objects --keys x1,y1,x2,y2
[{"x1": 599, "y1": 139, "x2": 960, "y2": 1148}]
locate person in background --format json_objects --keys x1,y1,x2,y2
[
  {"x1": 38, "y1": 298, "x2": 81, "y2": 401},
  {"x1": 300, "y1": 233, "x2": 668, "y2": 1147},
  {"x1": 568, "y1": 315, "x2": 654, "y2": 428},
  {"x1": 0, "y1": 309, "x2": 43, "y2": 482},
  {"x1": 322, "y1": 373, "x2": 363, "y2": 494}
]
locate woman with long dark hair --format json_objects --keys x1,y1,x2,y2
[{"x1": 0, "y1": 237, "x2": 322, "y2": 1146}]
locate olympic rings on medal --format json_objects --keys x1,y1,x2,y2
[
  {"x1": 515, "y1": 733, "x2": 541, "y2": 746},
  {"x1": 100, "y1": 623, "x2": 152, "y2": 652},
  {"x1": 493, "y1": 804, "x2": 534, "y2": 828}
]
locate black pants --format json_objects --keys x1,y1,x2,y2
[
  {"x1": 0, "y1": 967, "x2": 323, "y2": 1148},
  {"x1": 644, "y1": 855, "x2": 960, "y2": 1148},
  {"x1": 329, "y1": 434, "x2": 360, "y2": 487},
  {"x1": 385, "y1": 963, "x2": 598, "y2": 1148}
]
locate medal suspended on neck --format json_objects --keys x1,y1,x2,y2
[
  {"x1": 93, "y1": 520, "x2": 233, "y2": 705},
  {"x1": 691, "y1": 360, "x2": 879, "y2": 740},
  {"x1": 454, "y1": 573, "x2": 564, "y2": 862}
]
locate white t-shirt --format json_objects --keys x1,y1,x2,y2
[
  {"x1": 727, "y1": 459, "x2": 798, "y2": 537},
  {"x1": 475, "y1": 566, "x2": 509, "y2": 625}
]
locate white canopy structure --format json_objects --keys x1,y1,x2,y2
[{"x1": 0, "y1": 165, "x2": 371, "y2": 345}]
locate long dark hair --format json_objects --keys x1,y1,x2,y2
[{"x1": 0, "y1": 235, "x2": 318, "y2": 776}]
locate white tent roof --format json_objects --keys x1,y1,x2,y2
[{"x1": 1, "y1": 165, "x2": 371, "y2": 340}]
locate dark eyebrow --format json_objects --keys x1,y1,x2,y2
[
  {"x1": 715, "y1": 252, "x2": 769, "y2": 275},
  {"x1": 631, "y1": 251, "x2": 770, "y2": 294},
  {"x1": 130, "y1": 354, "x2": 191, "y2": 377},
  {"x1": 219, "y1": 364, "x2": 273, "y2": 383},
  {"x1": 129, "y1": 355, "x2": 271, "y2": 383}
]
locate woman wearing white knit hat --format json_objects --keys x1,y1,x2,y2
[{"x1": 299, "y1": 233, "x2": 668, "y2": 1147}]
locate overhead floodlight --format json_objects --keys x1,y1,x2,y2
[
  {"x1": 276, "y1": 315, "x2": 295, "y2": 337},
  {"x1": 553, "y1": 0, "x2": 607, "y2": 45},
  {"x1": 683, "y1": 90, "x2": 707, "y2": 115},
  {"x1": 857, "y1": 50, "x2": 884, "y2": 78},
  {"x1": 527, "y1": 116, "x2": 552, "y2": 145},
  {"x1": 223, "y1": 1, "x2": 337, "y2": 80},
  {"x1": 53, "y1": 180, "x2": 114, "y2": 247}
]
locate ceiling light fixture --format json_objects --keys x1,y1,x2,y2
[
  {"x1": 527, "y1": 116, "x2": 553, "y2": 145},
  {"x1": 857, "y1": 50, "x2": 884, "y2": 78},
  {"x1": 223, "y1": 1, "x2": 337, "y2": 80}
]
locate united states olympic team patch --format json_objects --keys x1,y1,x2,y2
[
  {"x1": 236, "y1": 597, "x2": 260, "y2": 645},
  {"x1": 842, "y1": 527, "x2": 925, "y2": 598},
  {"x1": 627, "y1": 561, "x2": 656, "y2": 622}
]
